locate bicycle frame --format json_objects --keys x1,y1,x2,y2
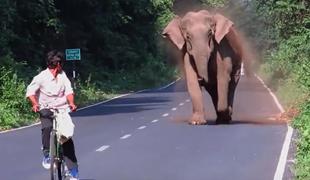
[{"x1": 49, "y1": 109, "x2": 66, "y2": 180}]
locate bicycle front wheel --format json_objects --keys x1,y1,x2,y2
[
  {"x1": 50, "y1": 157, "x2": 63, "y2": 180},
  {"x1": 50, "y1": 131, "x2": 64, "y2": 180}
]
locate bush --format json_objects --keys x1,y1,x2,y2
[
  {"x1": 293, "y1": 101, "x2": 310, "y2": 179},
  {"x1": 0, "y1": 65, "x2": 35, "y2": 130}
]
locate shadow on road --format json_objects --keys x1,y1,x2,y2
[
  {"x1": 72, "y1": 96, "x2": 172, "y2": 117},
  {"x1": 170, "y1": 116, "x2": 287, "y2": 126}
]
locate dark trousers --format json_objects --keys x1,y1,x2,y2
[{"x1": 40, "y1": 110, "x2": 78, "y2": 170}]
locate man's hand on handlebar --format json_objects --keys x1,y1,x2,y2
[
  {"x1": 67, "y1": 94, "x2": 77, "y2": 112},
  {"x1": 69, "y1": 103, "x2": 77, "y2": 112},
  {"x1": 28, "y1": 95, "x2": 39, "y2": 112},
  {"x1": 32, "y1": 104, "x2": 40, "y2": 112}
]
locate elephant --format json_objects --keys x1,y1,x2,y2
[{"x1": 162, "y1": 10, "x2": 249, "y2": 125}]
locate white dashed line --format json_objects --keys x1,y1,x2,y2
[
  {"x1": 162, "y1": 113, "x2": 169, "y2": 117},
  {"x1": 171, "y1": 107, "x2": 177, "y2": 111},
  {"x1": 120, "y1": 134, "x2": 131, "y2": 139},
  {"x1": 179, "y1": 103, "x2": 184, "y2": 106},
  {"x1": 96, "y1": 145, "x2": 110, "y2": 152},
  {"x1": 185, "y1": 99, "x2": 190, "y2": 102},
  {"x1": 138, "y1": 126, "x2": 146, "y2": 130},
  {"x1": 152, "y1": 119, "x2": 159, "y2": 123}
]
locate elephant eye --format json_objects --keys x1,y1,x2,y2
[{"x1": 186, "y1": 33, "x2": 191, "y2": 40}]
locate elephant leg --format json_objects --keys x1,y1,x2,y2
[
  {"x1": 204, "y1": 84, "x2": 218, "y2": 115},
  {"x1": 227, "y1": 68, "x2": 241, "y2": 118},
  {"x1": 184, "y1": 53, "x2": 207, "y2": 125},
  {"x1": 216, "y1": 55, "x2": 233, "y2": 124}
]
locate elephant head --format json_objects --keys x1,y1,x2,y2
[{"x1": 162, "y1": 10, "x2": 234, "y2": 83}]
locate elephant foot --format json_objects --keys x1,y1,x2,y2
[
  {"x1": 216, "y1": 111, "x2": 232, "y2": 124},
  {"x1": 216, "y1": 117, "x2": 232, "y2": 124},
  {"x1": 189, "y1": 113, "x2": 207, "y2": 125}
]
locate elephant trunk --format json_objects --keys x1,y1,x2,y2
[{"x1": 193, "y1": 54, "x2": 210, "y2": 83}]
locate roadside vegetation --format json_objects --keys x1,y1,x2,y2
[
  {"x1": 0, "y1": 0, "x2": 177, "y2": 130},
  {"x1": 253, "y1": 1, "x2": 310, "y2": 179},
  {"x1": 1, "y1": 0, "x2": 309, "y2": 178}
]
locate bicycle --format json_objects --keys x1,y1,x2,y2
[{"x1": 40, "y1": 108, "x2": 67, "y2": 180}]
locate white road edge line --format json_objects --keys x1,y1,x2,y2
[
  {"x1": 120, "y1": 134, "x2": 131, "y2": 139},
  {"x1": 138, "y1": 126, "x2": 146, "y2": 130},
  {"x1": 254, "y1": 74, "x2": 293, "y2": 180},
  {"x1": 0, "y1": 79, "x2": 181, "y2": 134},
  {"x1": 255, "y1": 75, "x2": 285, "y2": 112},
  {"x1": 157, "y1": 78, "x2": 181, "y2": 90},
  {"x1": 274, "y1": 126, "x2": 293, "y2": 180},
  {"x1": 0, "y1": 122, "x2": 41, "y2": 134},
  {"x1": 96, "y1": 145, "x2": 110, "y2": 152}
]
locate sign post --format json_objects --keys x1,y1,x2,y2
[{"x1": 65, "y1": 48, "x2": 81, "y2": 88}]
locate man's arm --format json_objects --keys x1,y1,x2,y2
[
  {"x1": 26, "y1": 75, "x2": 41, "y2": 112},
  {"x1": 67, "y1": 93, "x2": 77, "y2": 111},
  {"x1": 62, "y1": 72, "x2": 76, "y2": 111},
  {"x1": 28, "y1": 95, "x2": 39, "y2": 112}
]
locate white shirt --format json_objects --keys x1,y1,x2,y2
[{"x1": 26, "y1": 68, "x2": 74, "y2": 109}]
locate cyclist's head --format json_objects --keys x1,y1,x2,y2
[{"x1": 46, "y1": 50, "x2": 64, "y2": 69}]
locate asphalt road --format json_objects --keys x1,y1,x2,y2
[{"x1": 0, "y1": 76, "x2": 290, "y2": 180}]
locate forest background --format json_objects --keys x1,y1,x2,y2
[{"x1": 0, "y1": 0, "x2": 309, "y2": 179}]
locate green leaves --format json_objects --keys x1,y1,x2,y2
[
  {"x1": 200, "y1": 0, "x2": 228, "y2": 8},
  {"x1": 292, "y1": 101, "x2": 310, "y2": 179},
  {"x1": 0, "y1": 64, "x2": 35, "y2": 130},
  {"x1": 256, "y1": 1, "x2": 310, "y2": 178},
  {"x1": 256, "y1": 0, "x2": 309, "y2": 39}
]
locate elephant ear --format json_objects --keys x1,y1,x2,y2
[
  {"x1": 162, "y1": 16, "x2": 185, "y2": 50},
  {"x1": 213, "y1": 13, "x2": 234, "y2": 44}
]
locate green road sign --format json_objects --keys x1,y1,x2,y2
[{"x1": 65, "y1": 48, "x2": 81, "y2": 60}]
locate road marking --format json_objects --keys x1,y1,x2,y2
[
  {"x1": 96, "y1": 145, "x2": 110, "y2": 152},
  {"x1": 152, "y1": 119, "x2": 159, "y2": 123},
  {"x1": 255, "y1": 75, "x2": 284, "y2": 112},
  {"x1": 274, "y1": 126, "x2": 293, "y2": 180},
  {"x1": 157, "y1": 78, "x2": 181, "y2": 90},
  {"x1": 255, "y1": 74, "x2": 292, "y2": 180},
  {"x1": 0, "y1": 122, "x2": 41, "y2": 134},
  {"x1": 179, "y1": 103, "x2": 184, "y2": 106},
  {"x1": 162, "y1": 113, "x2": 169, "y2": 117},
  {"x1": 185, "y1": 99, "x2": 190, "y2": 102},
  {"x1": 102, "y1": 103, "x2": 161, "y2": 107},
  {"x1": 138, "y1": 126, "x2": 146, "y2": 130},
  {"x1": 120, "y1": 134, "x2": 131, "y2": 139},
  {"x1": 241, "y1": 62, "x2": 245, "y2": 75},
  {"x1": 171, "y1": 107, "x2": 177, "y2": 111}
]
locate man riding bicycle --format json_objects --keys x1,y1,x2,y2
[{"x1": 26, "y1": 50, "x2": 79, "y2": 180}]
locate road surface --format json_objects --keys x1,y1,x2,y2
[{"x1": 0, "y1": 76, "x2": 292, "y2": 180}]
